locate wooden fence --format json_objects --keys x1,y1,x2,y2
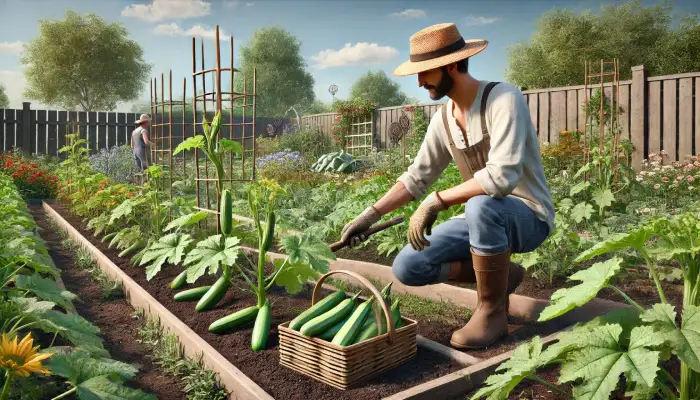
[
  {"x1": 0, "y1": 102, "x2": 287, "y2": 157},
  {"x1": 300, "y1": 65, "x2": 700, "y2": 169}
]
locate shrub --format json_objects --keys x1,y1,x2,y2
[
  {"x1": 256, "y1": 150, "x2": 304, "y2": 179},
  {"x1": 256, "y1": 137, "x2": 280, "y2": 157},
  {"x1": 1, "y1": 152, "x2": 58, "y2": 198},
  {"x1": 278, "y1": 128, "x2": 337, "y2": 161},
  {"x1": 89, "y1": 145, "x2": 136, "y2": 184},
  {"x1": 635, "y1": 151, "x2": 700, "y2": 208}
]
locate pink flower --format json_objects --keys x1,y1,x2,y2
[
  {"x1": 675, "y1": 176, "x2": 684, "y2": 182},
  {"x1": 662, "y1": 177, "x2": 669, "y2": 182},
  {"x1": 687, "y1": 176, "x2": 695, "y2": 183}
]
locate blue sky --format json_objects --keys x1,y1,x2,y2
[{"x1": 1, "y1": 0, "x2": 699, "y2": 112}]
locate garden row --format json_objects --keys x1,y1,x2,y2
[{"x1": 0, "y1": 172, "x2": 163, "y2": 399}]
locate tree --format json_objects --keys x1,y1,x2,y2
[
  {"x1": 21, "y1": 10, "x2": 151, "y2": 112},
  {"x1": 350, "y1": 70, "x2": 409, "y2": 108},
  {"x1": 0, "y1": 85, "x2": 8, "y2": 108},
  {"x1": 506, "y1": 0, "x2": 700, "y2": 89},
  {"x1": 236, "y1": 26, "x2": 315, "y2": 117}
]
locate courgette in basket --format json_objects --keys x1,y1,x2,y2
[
  {"x1": 209, "y1": 305, "x2": 259, "y2": 334},
  {"x1": 332, "y1": 295, "x2": 375, "y2": 346},
  {"x1": 358, "y1": 281, "x2": 393, "y2": 333},
  {"x1": 220, "y1": 189, "x2": 233, "y2": 235},
  {"x1": 251, "y1": 300, "x2": 271, "y2": 351},
  {"x1": 118, "y1": 240, "x2": 145, "y2": 258},
  {"x1": 170, "y1": 270, "x2": 188, "y2": 290},
  {"x1": 174, "y1": 285, "x2": 212, "y2": 301},
  {"x1": 288, "y1": 291, "x2": 346, "y2": 331},
  {"x1": 195, "y1": 274, "x2": 231, "y2": 312},
  {"x1": 317, "y1": 313, "x2": 353, "y2": 341},
  {"x1": 353, "y1": 298, "x2": 403, "y2": 344},
  {"x1": 300, "y1": 292, "x2": 360, "y2": 337}
]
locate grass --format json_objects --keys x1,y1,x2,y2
[
  {"x1": 326, "y1": 277, "x2": 472, "y2": 325},
  {"x1": 134, "y1": 310, "x2": 228, "y2": 400}
]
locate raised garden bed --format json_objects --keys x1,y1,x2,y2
[{"x1": 44, "y1": 201, "x2": 612, "y2": 400}]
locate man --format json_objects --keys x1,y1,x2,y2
[
  {"x1": 340, "y1": 23, "x2": 555, "y2": 350},
  {"x1": 131, "y1": 113, "x2": 152, "y2": 172}
]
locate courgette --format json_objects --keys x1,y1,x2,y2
[
  {"x1": 358, "y1": 281, "x2": 393, "y2": 332},
  {"x1": 170, "y1": 270, "x2": 188, "y2": 290},
  {"x1": 102, "y1": 232, "x2": 118, "y2": 243},
  {"x1": 353, "y1": 298, "x2": 403, "y2": 344},
  {"x1": 108, "y1": 233, "x2": 121, "y2": 249},
  {"x1": 251, "y1": 300, "x2": 271, "y2": 351},
  {"x1": 209, "y1": 305, "x2": 259, "y2": 334},
  {"x1": 300, "y1": 292, "x2": 360, "y2": 337},
  {"x1": 317, "y1": 313, "x2": 352, "y2": 341},
  {"x1": 118, "y1": 240, "x2": 145, "y2": 258},
  {"x1": 195, "y1": 275, "x2": 231, "y2": 312},
  {"x1": 332, "y1": 295, "x2": 375, "y2": 346},
  {"x1": 174, "y1": 285, "x2": 212, "y2": 302},
  {"x1": 261, "y1": 211, "x2": 276, "y2": 252},
  {"x1": 220, "y1": 189, "x2": 233, "y2": 235},
  {"x1": 289, "y1": 291, "x2": 346, "y2": 331}
]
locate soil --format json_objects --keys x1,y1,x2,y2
[
  {"x1": 335, "y1": 243, "x2": 686, "y2": 311},
  {"x1": 51, "y1": 204, "x2": 469, "y2": 400},
  {"x1": 30, "y1": 206, "x2": 187, "y2": 400}
]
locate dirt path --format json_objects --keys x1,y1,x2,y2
[{"x1": 30, "y1": 206, "x2": 187, "y2": 400}]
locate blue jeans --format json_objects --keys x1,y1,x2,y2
[{"x1": 392, "y1": 195, "x2": 550, "y2": 286}]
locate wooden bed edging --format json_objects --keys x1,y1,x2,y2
[
  {"x1": 383, "y1": 328, "x2": 568, "y2": 400},
  {"x1": 247, "y1": 247, "x2": 629, "y2": 326},
  {"x1": 43, "y1": 202, "x2": 274, "y2": 400}
]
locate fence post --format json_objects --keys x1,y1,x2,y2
[
  {"x1": 21, "y1": 102, "x2": 32, "y2": 156},
  {"x1": 630, "y1": 65, "x2": 646, "y2": 169}
]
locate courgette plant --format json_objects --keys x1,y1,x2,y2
[
  {"x1": 473, "y1": 212, "x2": 700, "y2": 400},
  {"x1": 208, "y1": 179, "x2": 336, "y2": 352}
]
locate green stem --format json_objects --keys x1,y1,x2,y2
[
  {"x1": 529, "y1": 375, "x2": 572, "y2": 398},
  {"x1": 605, "y1": 284, "x2": 644, "y2": 312},
  {"x1": 639, "y1": 249, "x2": 668, "y2": 304},
  {"x1": 660, "y1": 366, "x2": 680, "y2": 391},
  {"x1": 680, "y1": 362, "x2": 690, "y2": 400},
  {"x1": 1, "y1": 373, "x2": 12, "y2": 400},
  {"x1": 49, "y1": 331, "x2": 59, "y2": 347},
  {"x1": 257, "y1": 241, "x2": 266, "y2": 308},
  {"x1": 51, "y1": 386, "x2": 77, "y2": 400}
]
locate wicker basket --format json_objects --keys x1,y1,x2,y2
[{"x1": 278, "y1": 270, "x2": 418, "y2": 390}]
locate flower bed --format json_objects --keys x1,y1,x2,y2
[{"x1": 1, "y1": 152, "x2": 58, "y2": 199}]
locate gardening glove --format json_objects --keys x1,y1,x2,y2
[
  {"x1": 408, "y1": 192, "x2": 448, "y2": 251},
  {"x1": 340, "y1": 205, "x2": 381, "y2": 247}
]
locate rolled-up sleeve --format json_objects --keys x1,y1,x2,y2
[
  {"x1": 397, "y1": 110, "x2": 453, "y2": 200},
  {"x1": 473, "y1": 91, "x2": 527, "y2": 198}
]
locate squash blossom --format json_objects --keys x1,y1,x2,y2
[{"x1": 0, "y1": 332, "x2": 52, "y2": 377}]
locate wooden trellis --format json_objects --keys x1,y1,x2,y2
[{"x1": 345, "y1": 115, "x2": 374, "y2": 158}]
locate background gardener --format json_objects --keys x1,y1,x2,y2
[{"x1": 340, "y1": 23, "x2": 555, "y2": 350}]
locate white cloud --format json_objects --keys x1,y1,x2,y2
[
  {"x1": 153, "y1": 23, "x2": 229, "y2": 40},
  {"x1": 464, "y1": 15, "x2": 500, "y2": 26},
  {"x1": 391, "y1": 9, "x2": 426, "y2": 19},
  {"x1": 121, "y1": 0, "x2": 211, "y2": 22},
  {"x1": 311, "y1": 42, "x2": 399, "y2": 69},
  {"x1": 0, "y1": 41, "x2": 25, "y2": 53}
]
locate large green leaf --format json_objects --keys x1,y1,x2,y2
[
  {"x1": 163, "y1": 211, "x2": 208, "y2": 233},
  {"x1": 470, "y1": 336, "x2": 573, "y2": 400},
  {"x1": 271, "y1": 258, "x2": 318, "y2": 295},
  {"x1": 139, "y1": 233, "x2": 194, "y2": 280},
  {"x1": 173, "y1": 135, "x2": 205, "y2": 155},
  {"x1": 538, "y1": 257, "x2": 622, "y2": 322},
  {"x1": 641, "y1": 304, "x2": 700, "y2": 372},
  {"x1": 30, "y1": 310, "x2": 104, "y2": 351},
  {"x1": 575, "y1": 226, "x2": 655, "y2": 262},
  {"x1": 15, "y1": 274, "x2": 77, "y2": 311},
  {"x1": 559, "y1": 324, "x2": 662, "y2": 400},
  {"x1": 77, "y1": 375, "x2": 157, "y2": 400},
  {"x1": 48, "y1": 348, "x2": 137, "y2": 385},
  {"x1": 11, "y1": 297, "x2": 55, "y2": 316},
  {"x1": 571, "y1": 201, "x2": 594, "y2": 223},
  {"x1": 280, "y1": 233, "x2": 335, "y2": 274},
  {"x1": 218, "y1": 138, "x2": 242, "y2": 154},
  {"x1": 592, "y1": 188, "x2": 615, "y2": 209},
  {"x1": 109, "y1": 199, "x2": 135, "y2": 224},
  {"x1": 183, "y1": 235, "x2": 240, "y2": 283}
]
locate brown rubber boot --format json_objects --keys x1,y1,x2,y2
[
  {"x1": 450, "y1": 248, "x2": 511, "y2": 349},
  {"x1": 450, "y1": 259, "x2": 525, "y2": 298}
]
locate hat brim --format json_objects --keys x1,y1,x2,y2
[{"x1": 392, "y1": 40, "x2": 488, "y2": 77}]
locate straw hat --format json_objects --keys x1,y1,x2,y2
[
  {"x1": 136, "y1": 114, "x2": 151, "y2": 124},
  {"x1": 393, "y1": 23, "x2": 488, "y2": 76}
]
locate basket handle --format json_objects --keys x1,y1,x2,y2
[{"x1": 312, "y1": 270, "x2": 396, "y2": 345}]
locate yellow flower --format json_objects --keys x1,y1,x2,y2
[
  {"x1": 0, "y1": 333, "x2": 52, "y2": 377},
  {"x1": 269, "y1": 195, "x2": 274, "y2": 201}
]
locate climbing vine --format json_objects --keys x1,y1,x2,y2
[{"x1": 331, "y1": 98, "x2": 376, "y2": 146}]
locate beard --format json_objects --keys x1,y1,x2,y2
[{"x1": 423, "y1": 67, "x2": 454, "y2": 100}]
